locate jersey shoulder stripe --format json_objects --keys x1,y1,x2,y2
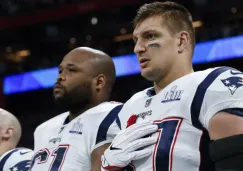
[
  {"x1": 0, "y1": 149, "x2": 19, "y2": 170},
  {"x1": 191, "y1": 67, "x2": 231, "y2": 129},
  {"x1": 95, "y1": 104, "x2": 123, "y2": 144}
]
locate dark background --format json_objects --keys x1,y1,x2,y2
[{"x1": 0, "y1": 0, "x2": 242, "y2": 149}]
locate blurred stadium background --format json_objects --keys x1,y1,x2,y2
[{"x1": 0, "y1": 0, "x2": 243, "y2": 148}]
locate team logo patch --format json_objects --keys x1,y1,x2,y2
[
  {"x1": 69, "y1": 118, "x2": 83, "y2": 135},
  {"x1": 221, "y1": 76, "x2": 243, "y2": 95},
  {"x1": 145, "y1": 98, "x2": 152, "y2": 107},
  {"x1": 10, "y1": 160, "x2": 31, "y2": 171},
  {"x1": 161, "y1": 86, "x2": 183, "y2": 103},
  {"x1": 49, "y1": 137, "x2": 61, "y2": 144}
]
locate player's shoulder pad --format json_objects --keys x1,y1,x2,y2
[
  {"x1": 35, "y1": 112, "x2": 69, "y2": 133},
  {"x1": 194, "y1": 67, "x2": 243, "y2": 129},
  {"x1": 195, "y1": 66, "x2": 243, "y2": 97},
  {"x1": 15, "y1": 147, "x2": 33, "y2": 153},
  {"x1": 77, "y1": 102, "x2": 123, "y2": 120},
  {"x1": 124, "y1": 87, "x2": 152, "y2": 107},
  {"x1": 0, "y1": 148, "x2": 33, "y2": 171},
  {"x1": 91, "y1": 101, "x2": 123, "y2": 114},
  {"x1": 12, "y1": 147, "x2": 33, "y2": 158},
  {"x1": 1, "y1": 148, "x2": 32, "y2": 158},
  {"x1": 94, "y1": 102, "x2": 123, "y2": 145}
]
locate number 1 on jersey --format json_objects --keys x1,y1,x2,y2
[
  {"x1": 30, "y1": 144, "x2": 69, "y2": 171},
  {"x1": 49, "y1": 145, "x2": 69, "y2": 171},
  {"x1": 153, "y1": 117, "x2": 183, "y2": 171}
]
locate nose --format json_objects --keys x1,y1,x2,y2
[
  {"x1": 56, "y1": 73, "x2": 66, "y2": 82},
  {"x1": 134, "y1": 40, "x2": 146, "y2": 56}
]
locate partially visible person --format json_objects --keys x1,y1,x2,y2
[{"x1": 0, "y1": 108, "x2": 33, "y2": 171}]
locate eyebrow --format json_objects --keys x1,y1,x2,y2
[
  {"x1": 58, "y1": 63, "x2": 77, "y2": 69},
  {"x1": 134, "y1": 29, "x2": 159, "y2": 39},
  {"x1": 142, "y1": 29, "x2": 159, "y2": 35}
]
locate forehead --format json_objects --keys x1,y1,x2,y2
[
  {"x1": 60, "y1": 50, "x2": 92, "y2": 67},
  {"x1": 133, "y1": 16, "x2": 164, "y2": 36}
]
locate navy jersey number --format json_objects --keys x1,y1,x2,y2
[
  {"x1": 153, "y1": 117, "x2": 182, "y2": 171},
  {"x1": 30, "y1": 145, "x2": 69, "y2": 171}
]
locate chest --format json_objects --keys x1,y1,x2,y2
[
  {"x1": 39, "y1": 118, "x2": 89, "y2": 154},
  {"x1": 121, "y1": 86, "x2": 195, "y2": 129}
]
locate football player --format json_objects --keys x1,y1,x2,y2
[
  {"x1": 101, "y1": 2, "x2": 243, "y2": 171},
  {"x1": 30, "y1": 47, "x2": 156, "y2": 171}
]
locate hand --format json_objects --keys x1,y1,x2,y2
[{"x1": 101, "y1": 121, "x2": 158, "y2": 170}]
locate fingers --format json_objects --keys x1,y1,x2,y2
[
  {"x1": 126, "y1": 124, "x2": 158, "y2": 142},
  {"x1": 111, "y1": 120, "x2": 158, "y2": 151},
  {"x1": 126, "y1": 137, "x2": 157, "y2": 152},
  {"x1": 124, "y1": 148, "x2": 154, "y2": 161},
  {"x1": 126, "y1": 121, "x2": 154, "y2": 132}
]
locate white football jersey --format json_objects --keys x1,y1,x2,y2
[
  {"x1": 116, "y1": 67, "x2": 243, "y2": 171},
  {"x1": 30, "y1": 102, "x2": 122, "y2": 171},
  {"x1": 0, "y1": 147, "x2": 33, "y2": 171}
]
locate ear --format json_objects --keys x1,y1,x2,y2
[
  {"x1": 176, "y1": 31, "x2": 190, "y2": 53},
  {"x1": 93, "y1": 74, "x2": 106, "y2": 91},
  {"x1": 2, "y1": 127, "x2": 14, "y2": 141}
]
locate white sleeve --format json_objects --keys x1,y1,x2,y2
[
  {"x1": 199, "y1": 67, "x2": 243, "y2": 130},
  {"x1": 33, "y1": 125, "x2": 43, "y2": 152},
  {"x1": 1, "y1": 148, "x2": 33, "y2": 171},
  {"x1": 91, "y1": 104, "x2": 123, "y2": 152},
  {"x1": 33, "y1": 129, "x2": 39, "y2": 152}
]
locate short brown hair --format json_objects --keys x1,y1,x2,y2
[{"x1": 133, "y1": 1, "x2": 195, "y2": 50}]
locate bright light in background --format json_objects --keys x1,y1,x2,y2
[
  {"x1": 16, "y1": 50, "x2": 30, "y2": 57},
  {"x1": 13, "y1": 50, "x2": 31, "y2": 62},
  {"x1": 4, "y1": 35, "x2": 243, "y2": 95},
  {"x1": 231, "y1": 7, "x2": 237, "y2": 13},
  {"x1": 91, "y1": 17, "x2": 98, "y2": 25},
  {"x1": 193, "y1": 20, "x2": 203, "y2": 28},
  {"x1": 114, "y1": 34, "x2": 133, "y2": 42}
]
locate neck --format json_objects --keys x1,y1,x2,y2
[
  {"x1": 154, "y1": 61, "x2": 193, "y2": 94},
  {"x1": 69, "y1": 100, "x2": 104, "y2": 121},
  {"x1": 0, "y1": 143, "x2": 13, "y2": 157}
]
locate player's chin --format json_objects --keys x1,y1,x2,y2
[
  {"x1": 53, "y1": 95, "x2": 66, "y2": 106},
  {"x1": 141, "y1": 68, "x2": 154, "y2": 81},
  {"x1": 53, "y1": 91, "x2": 65, "y2": 101}
]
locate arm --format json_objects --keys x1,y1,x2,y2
[
  {"x1": 196, "y1": 67, "x2": 243, "y2": 171},
  {"x1": 208, "y1": 111, "x2": 243, "y2": 171},
  {"x1": 91, "y1": 143, "x2": 111, "y2": 171},
  {"x1": 209, "y1": 111, "x2": 243, "y2": 140}
]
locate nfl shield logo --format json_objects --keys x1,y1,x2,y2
[
  {"x1": 145, "y1": 98, "x2": 152, "y2": 107},
  {"x1": 69, "y1": 118, "x2": 83, "y2": 135}
]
